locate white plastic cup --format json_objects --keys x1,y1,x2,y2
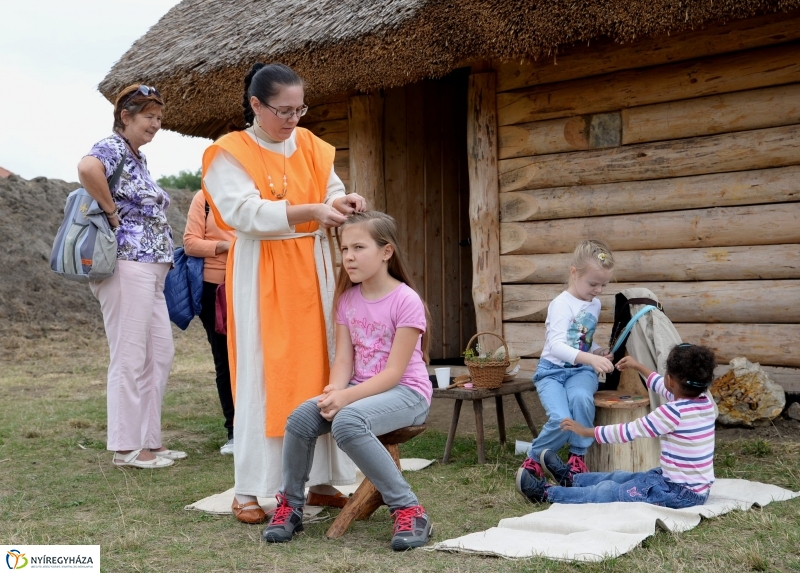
[{"x1": 434, "y1": 367, "x2": 451, "y2": 389}]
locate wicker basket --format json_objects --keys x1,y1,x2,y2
[{"x1": 463, "y1": 332, "x2": 510, "y2": 389}]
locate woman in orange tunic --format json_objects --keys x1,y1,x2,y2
[{"x1": 202, "y1": 63, "x2": 364, "y2": 523}]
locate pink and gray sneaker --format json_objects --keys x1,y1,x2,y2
[
  {"x1": 515, "y1": 456, "x2": 545, "y2": 501},
  {"x1": 540, "y1": 449, "x2": 575, "y2": 487},
  {"x1": 568, "y1": 453, "x2": 589, "y2": 476}
]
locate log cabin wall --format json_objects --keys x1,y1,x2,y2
[
  {"x1": 493, "y1": 10, "x2": 800, "y2": 384},
  {"x1": 300, "y1": 97, "x2": 351, "y2": 190},
  {"x1": 302, "y1": 74, "x2": 476, "y2": 361}
]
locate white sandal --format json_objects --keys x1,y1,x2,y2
[
  {"x1": 153, "y1": 449, "x2": 187, "y2": 460},
  {"x1": 113, "y1": 449, "x2": 174, "y2": 468}
]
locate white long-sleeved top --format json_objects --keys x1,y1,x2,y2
[{"x1": 540, "y1": 291, "x2": 601, "y2": 366}]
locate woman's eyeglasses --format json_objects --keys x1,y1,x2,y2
[{"x1": 264, "y1": 103, "x2": 308, "y2": 120}]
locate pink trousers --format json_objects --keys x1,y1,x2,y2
[{"x1": 91, "y1": 260, "x2": 174, "y2": 451}]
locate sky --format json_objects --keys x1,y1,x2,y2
[{"x1": 0, "y1": 0, "x2": 211, "y2": 182}]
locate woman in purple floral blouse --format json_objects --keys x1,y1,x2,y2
[{"x1": 77, "y1": 84, "x2": 184, "y2": 469}]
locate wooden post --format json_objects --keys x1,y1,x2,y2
[
  {"x1": 467, "y1": 71, "x2": 503, "y2": 350},
  {"x1": 348, "y1": 93, "x2": 386, "y2": 211}
]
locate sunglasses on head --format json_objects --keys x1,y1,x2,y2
[{"x1": 122, "y1": 85, "x2": 162, "y2": 105}]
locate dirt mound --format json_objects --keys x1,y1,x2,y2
[{"x1": 0, "y1": 173, "x2": 195, "y2": 339}]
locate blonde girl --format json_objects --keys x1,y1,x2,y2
[
  {"x1": 515, "y1": 239, "x2": 615, "y2": 495},
  {"x1": 263, "y1": 211, "x2": 433, "y2": 550}
]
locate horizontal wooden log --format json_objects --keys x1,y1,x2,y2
[
  {"x1": 333, "y1": 149, "x2": 349, "y2": 181},
  {"x1": 622, "y1": 83, "x2": 800, "y2": 145},
  {"x1": 521, "y1": 360, "x2": 800, "y2": 394},
  {"x1": 501, "y1": 203, "x2": 800, "y2": 256},
  {"x1": 498, "y1": 112, "x2": 621, "y2": 159},
  {"x1": 503, "y1": 281, "x2": 800, "y2": 324},
  {"x1": 495, "y1": 11, "x2": 800, "y2": 92},
  {"x1": 301, "y1": 100, "x2": 348, "y2": 124},
  {"x1": 302, "y1": 119, "x2": 349, "y2": 149},
  {"x1": 499, "y1": 124, "x2": 800, "y2": 192},
  {"x1": 500, "y1": 166, "x2": 800, "y2": 221},
  {"x1": 504, "y1": 322, "x2": 800, "y2": 367},
  {"x1": 714, "y1": 365, "x2": 800, "y2": 394},
  {"x1": 500, "y1": 244, "x2": 800, "y2": 284},
  {"x1": 498, "y1": 42, "x2": 800, "y2": 126}
]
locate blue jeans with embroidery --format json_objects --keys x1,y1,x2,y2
[
  {"x1": 546, "y1": 467, "x2": 708, "y2": 508},
  {"x1": 526, "y1": 359, "x2": 598, "y2": 459}
]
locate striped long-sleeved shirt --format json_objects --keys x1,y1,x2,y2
[{"x1": 594, "y1": 372, "x2": 717, "y2": 494}]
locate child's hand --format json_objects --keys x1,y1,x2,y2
[
  {"x1": 561, "y1": 418, "x2": 595, "y2": 438},
  {"x1": 587, "y1": 353, "x2": 614, "y2": 373},
  {"x1": 615, "y1": 355, "x2": 640, "y2": 371},
  {"x1": 317, "y1": 389, "x2": 351, "y2": 421}
]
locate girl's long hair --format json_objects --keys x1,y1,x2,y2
[{"x1": 333, "y1": 211, "x2": 432, "y2": 363}]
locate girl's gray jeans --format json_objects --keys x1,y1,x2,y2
[{"x1": 281, "y1": 384, "x2": 429, "y2": 511}]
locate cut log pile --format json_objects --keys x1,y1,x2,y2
[{"x1": 495, "y1": 12, "x2": 800, "y2": 388}]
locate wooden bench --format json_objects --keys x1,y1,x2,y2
[
  {"x1": 433, "y1": 378, "x2": 538, "y2": 464},
  {"x1": 325, "y1": 425, "x2": 427, "y2": 539}
]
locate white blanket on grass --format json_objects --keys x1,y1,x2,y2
[
  {"x1": 184, "y1": 458, "x2": 435, "y2": 516},
  {"x1": 432, "y1": 479, "x2": 799, "y2": 562}
]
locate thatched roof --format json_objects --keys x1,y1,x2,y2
[{"x1": 99, "y1": 0, "x2": 799, "y2": 139}]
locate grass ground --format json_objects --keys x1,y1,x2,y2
[{"x1": 1, "y1": 323, "x2": 799, "y2": 572}]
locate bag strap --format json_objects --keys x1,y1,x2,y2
[
  {"x1": 624, "y1": 297, "x2": 663, "y2": 312},
  {"x1": 610, "y1": 305, "x2": 658, "y2": 354},
  {"x1": 107, "y1": 150, "x2": 127, "y2": 192}
]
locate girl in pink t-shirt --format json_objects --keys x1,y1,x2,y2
[{"x1": 263, "y1": 211, "x2": 433, "y2": 551}]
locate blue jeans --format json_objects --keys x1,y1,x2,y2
[
  {"x1": 281, "y1": 384, "x2": 429, "y2": 511},
  {"x1": 547, "y1": 468, "x2": 708, "y2": 508},
  {"x1": 527, "y1": 359, "x2": 598, "y2": 459}
]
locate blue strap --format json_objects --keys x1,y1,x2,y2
[{"x1": 611, "y1": 305, "x2": 657, "y2": 354}]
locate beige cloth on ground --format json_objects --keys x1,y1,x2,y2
[
  {"x1": 184, "y1": 458, "x2": 435, "y2": 516},
  {"x1": 432, "y1": 479, "x2": 799, "y2": 561}
]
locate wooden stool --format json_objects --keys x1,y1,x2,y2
[
  {"x1": 586, "y1": 369, "x2": 660, "y2": 473},
  {"x1": 325, "y1": 425, "x2": 426, "y2": 539}
]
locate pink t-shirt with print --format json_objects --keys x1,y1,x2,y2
[{"x1": 336, "y1": 283, "x2": 432, "y2": 404}]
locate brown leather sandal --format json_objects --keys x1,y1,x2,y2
[
  {"x1": 306, "y1": 491, "x2": 351, "y2": 508},
  {"x1": 231, "y1": 498, "x2": 267, "y2": 524}
]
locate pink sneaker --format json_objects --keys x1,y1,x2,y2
[
  {"x1": 520, "y1": 457, "x2": 544, "y2": 479},
  {"x1": 567, "y1": 454, "x2": 589, "y2": 475}
]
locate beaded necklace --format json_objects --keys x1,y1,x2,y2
[{"x1": 251, "y1": 124, "x2": 288, "y2": 199}]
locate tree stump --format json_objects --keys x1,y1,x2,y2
[{"x1": 586, "y1": 369, "x2": 660, "y2": 473}]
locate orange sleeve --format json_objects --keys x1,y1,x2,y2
[{"x1": 183, "y1": 190, "x2": 219, "y2": 258}]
